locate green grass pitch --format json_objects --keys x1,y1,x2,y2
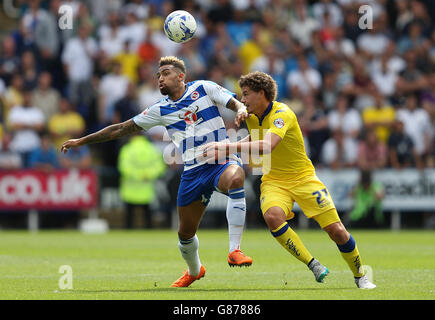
[{"x1": 0, "y1": 229, "x2": 434, "y2": 300}]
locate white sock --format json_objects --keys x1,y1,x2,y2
[
  {"x1": 178, "y1": 235, "x2": 201, "y2": 276},
  {"x1": 227, "y1": 188, "x2": 246, "y2": 253}
]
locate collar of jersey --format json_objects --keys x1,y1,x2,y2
[
  {"x1": 166, "y1": 83, "x2": 189, "y2": 105},
  {"x1": 258, "y1": 101, "x2": 274, "y2": 126}
]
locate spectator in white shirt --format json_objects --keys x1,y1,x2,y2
[
  {"x1": 122, "y1": 0, "x2": 149, "y2": 20},
  {"x1": 288, "y1": 1, "x2": 320, "y2": 49},
  {"x1": 61, "y1": 23, "x2": 98, "y2": 107},
  {"x1": 356, "y1": 18, "x2": 391, "y2": 59},
  {"x1": 98, "y1": 12, "x2": 124, "y2": 58},
  {"x1": 327, "y1": 94, "x2": 362, "y2": 141},
  {"x1": 287, "y1": 56, "x2": 322, "y2": 97},
  {"x1": 371, "y1": 54, "x2": 398, "y2": 98},
  {"x1": 321, "y1": 128, "x2": 358, "y2": 169},
  {"x1": 396, "y1": 93, "x2": 432, "y2": 159},
  {"x1": 7, "y1": 88, "x2": 45, "y2": 167},
  {"x1": 98, "y1": 60, "x2": 129, "y2": 125},
  {"x1": 369, "y1": 42, "x2": 406, "y2": 76},
  {"x1": 119, "y1": 11, "x2": 146, "y2": 53}
]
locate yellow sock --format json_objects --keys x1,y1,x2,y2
[
  {"x1": 337, "y1": 234, "x2": 364, "y2": 278},
  {"x1": 271, "y1": 222, "x2": 313, "y2": 265}
]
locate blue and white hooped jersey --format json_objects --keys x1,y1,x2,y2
[{"x1": 133, "y1": 80, "x2": 238, "y2": 171}]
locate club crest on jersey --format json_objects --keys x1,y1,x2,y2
[
  {"x1": 179, "y1": 105, "x2": 203, "y2": 125},
  {"x1": 190, "y1": 91, "x2": 200, "y2": 100},
  {"x1": 274, "y1": 118, "x2": 285, "y2": 129}
]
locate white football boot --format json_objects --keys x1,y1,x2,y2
[{"x1": 355, "y1": 275, "x2": 376, "y2": 289}]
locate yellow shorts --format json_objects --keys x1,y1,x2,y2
[{"x1": 260, "y1": 174, "x2": 341, "y2": 229}]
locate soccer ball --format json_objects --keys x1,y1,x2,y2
[{"x1": 164, "y1": 10, "x2": 197, "y2": 43}]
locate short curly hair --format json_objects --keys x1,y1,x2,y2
[
  {"x1": 159, "y1": 56, "x2": 187, "y2": 74},
  {"x1": 239, "y1": 71, "x2": 277, "y2": 102}
]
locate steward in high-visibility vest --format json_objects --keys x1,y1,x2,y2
[{"x1": 118, "y1": 134, "x2": 166, "y2": 205}]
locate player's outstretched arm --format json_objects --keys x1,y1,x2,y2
[{"x1": 60, "y1": 119, "x2": 142, "y2": 154}]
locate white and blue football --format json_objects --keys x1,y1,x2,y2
[{"x1": 164, "y1": 10, "x2": 197, "y2": 43}]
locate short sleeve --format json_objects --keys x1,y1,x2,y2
[
  {"x1": 202, "y1": 81, "x2": 236, "y2": 108},
  {"x1": 132, "y1": 105, "x2": 162, "y2": 131},
  {"x1": 267, "y1": 109, "x2": 294, "y2": 139}
]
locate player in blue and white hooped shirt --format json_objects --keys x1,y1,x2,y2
[{"x1": 61, "y1": 56, "x2": 253, "y2": 287}]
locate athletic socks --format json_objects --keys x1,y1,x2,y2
[
  {"x1": 337, "y1": 234, "x2": 365, "y2": 278},
  {"x1": 271, "y1": 222, "x2": 314, "y2": 265},
  {"x1": 178, "y1": 234, "x2": 201, "y2": 276},
  {"x1": 226, "y1": 187, "x2": 246, "y2": 253},
  {"x1": 271, "y1": 223, "x2": 365, "y2": 278}
]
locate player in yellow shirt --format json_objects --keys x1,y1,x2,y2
[{"x1": 203, "y1": 71, "x2": 376, "y2": 289}]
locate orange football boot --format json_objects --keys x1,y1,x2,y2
[
  {"x1": 171, "y1": 265, "x2": 206, "y2": 287},
  {"x1": 228, "y1": 249, "x2": 253, "y2": 267}
]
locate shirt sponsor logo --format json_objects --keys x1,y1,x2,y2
[{"x1": 179, "y1": 105, "x2": 203, "y2": 125}]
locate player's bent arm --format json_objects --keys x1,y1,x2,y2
[
  {"x1": 61, "y1": 119, "x2": 142, "y2": 153},
  {"x1": 226, "y1": 98, "x2": 248, "y2": 127},
  {"x1": 226, "y1": 97, "x2": 246, "y2": 113}
]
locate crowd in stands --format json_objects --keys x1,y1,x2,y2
[{"x1": 0, "y1": 0, "x2": 434, "y2": 175}]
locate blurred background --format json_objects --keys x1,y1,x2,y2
[{"x1": 0, "y1": 0, "x2": 434, "y2": 231}]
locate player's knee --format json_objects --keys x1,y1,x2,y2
[
  {"x1": 178, "y1": 232, "x2": 195, "y2": 241},
  {"x1": 178, "y1": 229, "x2": 196, "y2": 241},
  {"x1": 325, "y1": 222, "x2": 349, "y2": 244},
  {"x1": 229, "y1": 175, "x2": 244, "y2": 189},
  {"x1": 226, "y1": 168, "x2": 245, "y2": 190},
  {"x1": 264, "y1": 208, "x2": 286, "y2": 230}
]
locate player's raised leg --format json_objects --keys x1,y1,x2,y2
[
  {"x1": 217, "y1": 164, "x2": 253, "y2": 267},
  {"x1": 171, "y1": 200, "x2": 206, "y2": 287},
  {"x1": 321, "y1": 217, "x2": 376, "y2": 289},
  {"x1": 264, "y1": 206, "x2": 329, "y2": 282}
]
